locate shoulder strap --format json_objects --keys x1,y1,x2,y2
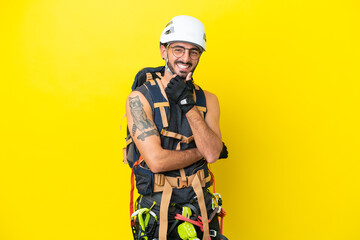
[
  {"x1": 194, "y1": 84, "x2": 207, "y2": 118},
  {"x1": 144, "y1": 73, "x2": 170, "y2": 129}
]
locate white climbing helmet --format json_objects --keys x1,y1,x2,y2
[{"x1": 160, "y1": 15, "x2": 207, "y2": 52}]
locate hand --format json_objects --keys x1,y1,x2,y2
[
  {"x1": 218, "y1": 142, "x2": 228, "y2": 159},
  {"x1": 165, "y1": 73, "x2": 196, "y2": 113},
  {"x1": 186, "y1": 78, "x2": 195, "y2": 92}
]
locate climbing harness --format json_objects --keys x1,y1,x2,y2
[{"x1": 124, "y1": 67, "x2": 228, "y2": 240}]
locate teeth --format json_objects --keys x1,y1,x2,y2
[{"x1": 177, "y1": 64, "x2": 189, "y2": 69}]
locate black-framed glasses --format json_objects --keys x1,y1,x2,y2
[{"x1": 169, "y1": 46, "x2": 201, "y2": 60}]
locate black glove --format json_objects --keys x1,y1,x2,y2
[
  {"x1": 186, "y1": 79, "x2": 195, "y2": 92},
  {"x1": 165, "y1": 75, "x2": 196, "y2": 113},
  {"x1": 218, "y1": 142, "x2": 228, "y2": 159}
]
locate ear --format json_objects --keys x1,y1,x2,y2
[{"x1": 160, "y1": 44, "x2": 167, "y2": 60}]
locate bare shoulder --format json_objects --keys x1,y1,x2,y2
[
  {"x1": 201, "y1": 90, "x2": 221, "y2": 138},
  {"x1": 126, "y1": 90, "x2": 145, "y2": 102},
  {"x1": 203, "y1": 90, "x2": 220, "y2": 108},
  {"x1": 202, "y1": 89, "x2": 220, "y2": 123},
  {"x1": 126, "y1": 90, "x2": 150, "y2": 109}
]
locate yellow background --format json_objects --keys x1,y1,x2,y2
[{"x1": 1, "y1": 0, "x2": 360, "y2": 239}]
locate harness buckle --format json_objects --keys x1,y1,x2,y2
[
  {"x1": 209, "y1": 229, "x2": 217, "y2": 237},
  {"x1": 154, "y1": 174, "x2": 165, "y2": 186},
  {"x1": 176, "y1": 176, "x2": 189, "y2": 189}
]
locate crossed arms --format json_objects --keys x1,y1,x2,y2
[{"x1": 125, "y1": 89, "x2": 222, "y2": 173}]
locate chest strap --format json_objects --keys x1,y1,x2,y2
[
  {"x1": 160, "y1": 129, "x2": 195, "y2": 150},
  {"x1": 153, "y1": 169, "x2": 211, "y2": 191}
]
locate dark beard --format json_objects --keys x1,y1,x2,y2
[{"x1": 167, "y1": 60, "x2": 197, "y2": 79}]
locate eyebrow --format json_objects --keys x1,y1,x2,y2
[{"x1": 172, "y1": 45, "x2": 200, "y2": 51}]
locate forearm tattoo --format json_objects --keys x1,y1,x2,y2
[{"x1": 129, "y1": 96, "x2": 159, "y2": 141}]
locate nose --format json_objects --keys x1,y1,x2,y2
[{"x1": 180, "y1": 49, "x2": 191, "y2": 62}]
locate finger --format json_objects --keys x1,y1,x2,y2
[
  {"x1": 167, "y1": 81, "x2": 174, "y2": 87},
  {"x1": 185, "y1": 72, "x2": 193, "y2": 81}
]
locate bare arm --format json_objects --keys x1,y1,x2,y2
[
  {"x1": 126, "y1": 91, "x2": 203, "y2": 173},
  {"x1": 185, "y1": 90, "x2": 223, "y2": 163}
]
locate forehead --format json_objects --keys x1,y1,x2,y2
[{"x1": 169, "y1": 42, "x2": 200, "y2": 50}]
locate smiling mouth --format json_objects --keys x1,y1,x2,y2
[{"x1": 176, "y1": 62, "x2": 192, "y2": 70}]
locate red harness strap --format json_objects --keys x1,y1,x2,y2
[
  {"x1": 174, "y1": 214, "x2": 210, "y2": 233},
  {"x1": 218, "y1": 208, "x2": 226, "y2": 234},
  {"x1": 207, "y1": 164, "x2": 227, "y2": 234}
]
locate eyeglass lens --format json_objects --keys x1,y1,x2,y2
[{"x1": 171, "y1": 47, "x2": 200, "y2": 60}]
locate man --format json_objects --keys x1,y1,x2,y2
[{"x1": 125, "y1": 15, "x2": 227, "y2": 240}]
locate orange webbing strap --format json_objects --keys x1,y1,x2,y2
[
  {"x1": 155, "y1": 78, "x2": 169, "y2": 102},
  {"x1": 160, "y1": 129, "x2": 195, "y2": 150},
  {"x1": 143, "y1": 83, "x2": 169, "y2": 127},
  {"x1": 197, "y1": 106, "x2": 207, "y2": 118},
  {"x1": 123, "y1": 148, "x2": 128, "y2": 164},
  {"x1": 153, "y1": 170, "x2": 211, "y2": 192},
  {"x1": 192, "y1": 174, "x2": 210, "y2": 240},
  {"x1": 146, "y1": 72, "x2": 156, "y2": 86},
  {"x1": 179, "y1": 168, "x2": 187, "y2": 183},
  {"x1": 159, "y1": 178, "x2": 172, "y2": 240},
  {"x1": 154, "y1": 102, "x2": 169, "y2": 128},
  {"x1": 197, "y1": 106, "x2": 207, "y2": 112},
  {"x1": 126, "y1": 137, "x2": 133, "y2": 146},
  {"x1": 155, "y1": 72, "x2": 162, "y2": 79},
  {"x1": 146, "y1": 72, "x2": 152, "y2": 80},
  {"x1": 130, "y1": 156, "x2": 142, "y2": 217},
  {"x1": 160, "y1": 129, "x2": 194, "y2": 143},
  {"x1": 160, "y1": 130, "x2": 180, "y2": 139}
]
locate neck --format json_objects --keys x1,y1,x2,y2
[{"x1": 161, "y1": 68, "x2": 174, "y2": 88}]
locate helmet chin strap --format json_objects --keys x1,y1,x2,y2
[
  {"x1": 164, "y1": 46, "x2": 175, "y2": 75},
  {"x1": 165, "y1": 57, "x2": 174, "y2": 75}
]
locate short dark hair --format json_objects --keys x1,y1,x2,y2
[{"x1": 160, "y1": 43, "x2": 168, "y2": 48}]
